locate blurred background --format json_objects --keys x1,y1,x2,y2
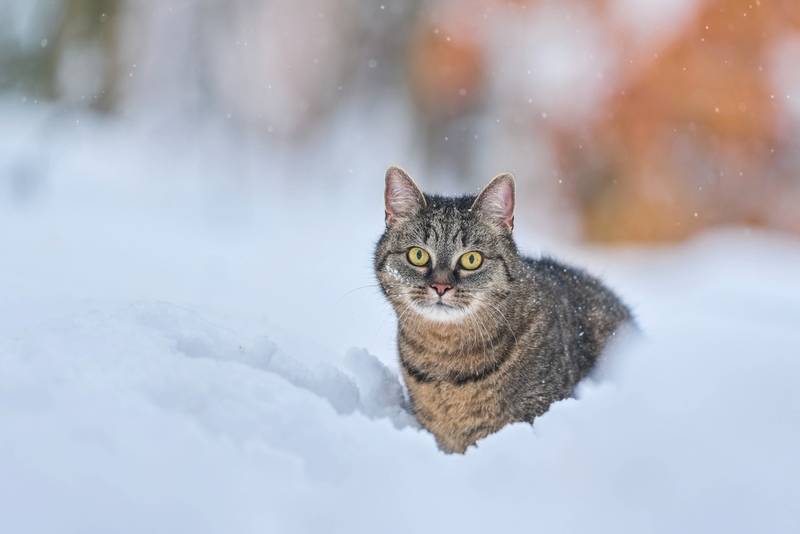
[
  {"x1": 3, "y1": 7, "x2": 800, "y2": 530},
  {"x1": 1, "y1": 0, "x2": 799, "y2": 242}
]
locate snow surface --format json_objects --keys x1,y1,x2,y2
[{"x1": 1, "y1": 105, "x2": 800, "y2": 533}]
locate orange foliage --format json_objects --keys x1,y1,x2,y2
[
  {"x1": 407, "y1": 0, "x2": 800, "y2": 242},
  {"x1": 560, "y1": 0, "x2": 800, "y2": 241}
]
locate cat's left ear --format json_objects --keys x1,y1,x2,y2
[{"x1": 472, "y1": 173, "x2": 515, "y2": 231}]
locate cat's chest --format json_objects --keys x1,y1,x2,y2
[{"x1": 404, "y1": 373, "x2": 510, "y2": 453}]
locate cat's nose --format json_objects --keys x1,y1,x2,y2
[{"x1": 430, "y1": 283, "x2": 452, "y2": 296}]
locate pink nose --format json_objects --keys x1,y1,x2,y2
[{"x1": 431, "y1": 283, "x2": 452, "y2": 296}]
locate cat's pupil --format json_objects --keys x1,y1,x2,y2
[
  {"x1": 468, "y1": 254, "x2": 475, "y2": 264},
  {"x1": 416, "y1": 250, "x2": 422, "y2": 260}
]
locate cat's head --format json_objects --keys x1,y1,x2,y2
[{"x1": 374, "y1": 166, "x2": 519, "y2": 323}]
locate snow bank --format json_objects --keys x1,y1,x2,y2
[{"x1": 1, "y1": 105, "x2": 799, "y2": 533}]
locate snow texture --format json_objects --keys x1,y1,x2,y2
[{"x1": 1, "y1": 104, "x2": 799, "y2": 534}]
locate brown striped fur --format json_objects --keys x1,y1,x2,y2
[{"x1": 375, "y1": 167, "x2": 634, "y2": 453}]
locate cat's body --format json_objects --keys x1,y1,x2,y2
[
  {"x1": 395, "y1": 253, "x2": 630, "y2": 453},
  {"x1": 375, "y1": 168, "x2": 633, "y2": 453}
]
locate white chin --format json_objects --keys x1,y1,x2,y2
[{"x1": 412, "y1": 302, "x2": 472, "y2": 323}]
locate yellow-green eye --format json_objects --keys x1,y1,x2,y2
[
  {"x1": 459, "y1": 251, "x2": 483, "y2": 270},
  {"x1": 407, "y1": 247, "x2": 430, "y2": 267}
]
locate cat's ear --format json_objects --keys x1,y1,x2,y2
[
  {"x1": 472, "y1": 173, "x2": 515, "y2": 231},
  {"x1": 385, "y1": 166, "x2": 426, "y2": 226}
]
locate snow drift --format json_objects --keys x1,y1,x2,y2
[{"x1": 1, "y1": 105, "x2": 799, "y2": 534}]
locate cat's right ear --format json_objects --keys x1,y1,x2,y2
[{"x1": 385, "y1": 166, "x2": 426, "y2": 226}]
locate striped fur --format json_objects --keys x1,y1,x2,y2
[{"x1": 375, "y1": 168, "x2": 633, "y2": 453}]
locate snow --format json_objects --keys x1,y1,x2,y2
[{"x1": 1, "y1": 104, "x2": 800, "y2": 534}]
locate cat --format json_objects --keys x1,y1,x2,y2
[{"x1": 374, "y1": 166, "x2": 634, "y2": 453}]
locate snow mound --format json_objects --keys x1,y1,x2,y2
[{"x1": 1, "y1": 107, "x2": 799, "y2": 533}]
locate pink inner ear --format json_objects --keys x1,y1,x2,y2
[
  {"x1": 496, "y1": 184, "x2": 514, "y2": 218},
  {"x1": 385, "y1": 167, "x2": 425, "y2": 224},
  {"x1": 474, "y1": 175, "x2": 515, "y2": 230}
]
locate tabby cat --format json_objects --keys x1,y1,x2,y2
[{"x1": 374, "y1": 166, "x2": 633, "y2": 453}]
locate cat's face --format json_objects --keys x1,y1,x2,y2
[{"x1": 375, "y1": 167, "x2": 518, "y2": 323}]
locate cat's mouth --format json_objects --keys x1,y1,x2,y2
[
  {"x1": 412, "y1": 298, "x2": 459, "y2": 311},
  {"x1": 421, "y1": 294, "x2": 460, "y2": 310},
  {"x1": 409, "y1": 297, "x2": 473, "y2": 323}
]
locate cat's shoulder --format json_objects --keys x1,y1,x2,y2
[
  {"x1": 521, "y1": 254, "x2": 632, "y2": 319},
  {"x1": 521, "y1": 255, "x2": 583, "y2": 276},
  {"x1": 520, "y1": 255, "x2": 604, "y2": 290}
]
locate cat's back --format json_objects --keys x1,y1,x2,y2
[
  {"x1": 506, "y1": 256, "x2": 633, "y2": 415},
  {"x1": 522, "y1": 255, "x2": 632, "y2": 331}
]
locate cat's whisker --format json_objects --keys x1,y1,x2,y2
[
  {"x1": 334, "y1": 283, "x2": 385, "y2": 304},
  {"x1": 455, "y1": 310, "x2": 474, "y2": 355},
  {"x1": 468, "y1": 308, "x2": 485, "y2": 355},
  {"x1": 466, "y1": 311, "x2": 488, "y2": 365},
  {"x1": 474, "y1": 302, "x2": 513, "y2": 343},
  {"x1": 462, "y1": 293, "x2": 518, "y2": 344},
  {"x1": 395, "y1": 301, "x2": 418, "y2": 332},
  {"x1": 478, "y1": 314, "x2": 493, "y2": 363}
]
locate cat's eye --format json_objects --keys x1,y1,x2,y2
[
  {"x1": 459, "y1": 251, "x2": 483, "y2": 270},
  {"x1": 407, "y1": 247, "x2": 430, "y2": 267}
]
